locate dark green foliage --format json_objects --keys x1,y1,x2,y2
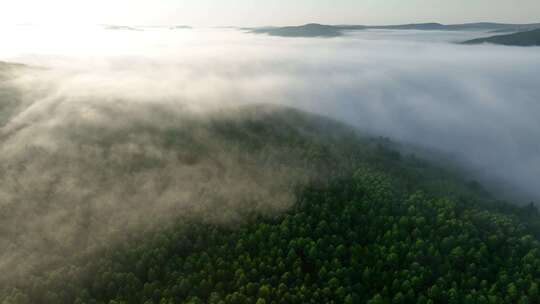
[{"x1": 7, "y1": 166, "x2": 540, "y2": 303}]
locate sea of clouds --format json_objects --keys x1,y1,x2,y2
[
  {"x1": 7, "y1": 25, "x2": 534, "y2": 199},
  {"x1": 1, "y1": 24, "x2": 539, "y2": 283},
  {"x1": 2, "y1": 24, "x2": 539, "y2": 203}
]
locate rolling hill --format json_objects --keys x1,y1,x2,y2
[
  {"x1": 463, "y1": 28, "x2": 540, "y2": 46},
  {"x1": 248, "y1": 22, "x2": 540, "y2": 38},
  {"x1": 249, "y1": 24, "x2": 347, "y2": 38},
  {"x1": 170, "y1": 25, "x2": 193, "y2": 30},
  {"x1": 104, "y1": 25, "x2": 143, "y2": 31}
]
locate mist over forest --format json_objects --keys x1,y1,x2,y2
[
  {"x1": 2, "y1": 26, "x2": 539, "y2": 201},
  {"x1": 1, "y1": 24, "x2": 540, "y2": 303}
]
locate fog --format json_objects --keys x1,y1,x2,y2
[
  {"x1": 4, "y1": 25, "x2": 531, "y2": 199},
  {"x1": 1, "y1": 25, "x2": 540, "y2": 285}
]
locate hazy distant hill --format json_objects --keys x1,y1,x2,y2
[
  {"x1": 368, "y1": 22, "x2": 446, "y2": 30},
  {"x1": 170, "y1": 25, "x2": 192, "y2": 30},
  {"x1": 104, "y1": 25, "x2": 143, "y2": 31},
  {"x1": 463, "y1": 28, "x2": 540, "y2": 46},
  {"x1": 445, "y1": 22, "x2": 540, "y2": 31},
  {"x1": 249, "y1": 22, "x2": 540, "y2": 38},
  {"x1": 250, "y1": 23, "x2": 346, "y2": 37},
  {"x1": 489, "y1": 24, "x2": 540, "y2": 33}
]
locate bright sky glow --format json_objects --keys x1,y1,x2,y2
[{"x1": 1, "y1": 0, "x2": 539, "y2": 27}]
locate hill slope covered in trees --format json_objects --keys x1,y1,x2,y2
[{"x1": 2, "y1": 103, "x2": 540, "y2": 304}]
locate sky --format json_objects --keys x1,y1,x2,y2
[{"x1": 1, "y1": 0, "x2": 539, "y2": 27}]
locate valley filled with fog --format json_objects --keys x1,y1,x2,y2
[{"x1": 2, "y1": 25, "x2": 538, "y2": 201}]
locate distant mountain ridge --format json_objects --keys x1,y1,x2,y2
[
  {"x1": 463, "y1": 28, "x2": 540, "y2": 46},
  {"x1": 103, "y1": 25, "x2": 143, "y2": 31},
  {"x1": 248, "y1": 22, "x2": 540, "y2": 38},
  {"x1": 170, "y1": 25, "x2": 192, "y2": 30},
  {"x1": 250, "y1": 23, "x2": 345, "y2": 37}
]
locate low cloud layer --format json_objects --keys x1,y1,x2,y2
[{"x1": 1, "y1": 26, "x2": 540, "y2": 286}]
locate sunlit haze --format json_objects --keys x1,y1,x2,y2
[{"x1": 2, "y1": 0, "x2": 540, "y2": 26}]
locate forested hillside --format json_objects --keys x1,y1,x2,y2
[{"x1": 2, "y1": 104, "x2": 540, "y2": 304}]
